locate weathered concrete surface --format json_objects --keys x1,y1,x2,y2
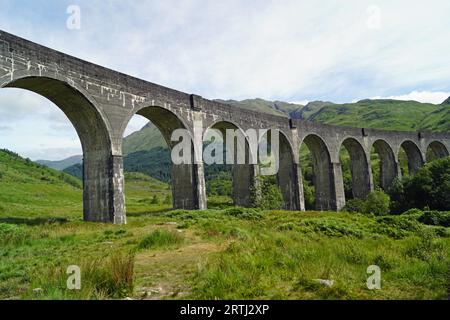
[{"x1": 1, "y1": 31, "x2": 450, "y2": 223}]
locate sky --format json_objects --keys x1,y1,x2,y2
[{"x1": 0, "y1": 0, "x2": 450, "y2": 160}]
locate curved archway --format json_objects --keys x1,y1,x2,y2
[
  {"x1": 124, "y1": 105, "x2": 206, "y2": 210},
  {"x1": 277, "y1": 131, "x2": 301, "y2": 210},
  {"x1": 300, "y1": 134, "x2": 334, "y2": 210},
  {"x1": 1, "y1": 76, "x2": 121, "y2": 223},
  {"x1": 340, "y1": 138, "x2": 372, "y2": 199},
  {"x1": 426, "y1": 141, "x2": 449, "y2": 162},
  {"x1": 258, "y1": 129, "x2": 301, "y2": 210},
  {"x1": 399, "y1": 140, "x2": 424, "y2": 176},
  {"x1": 204, "y1": 121, "x2": 257, "y2": 207},
  {"x1": 371, "y1": 140, "x2": 399, "y2": 191}
]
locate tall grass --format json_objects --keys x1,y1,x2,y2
[
  {"x1": 138, "y1": 229, "x2": 184, "y2": 250},
  {"x1": 26, "y1": 251, "x2": 135, "y2": 300}
]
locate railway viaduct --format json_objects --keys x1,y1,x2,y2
[{"x1": 1, "y1": 30, "x2": 449, "y2": 224}]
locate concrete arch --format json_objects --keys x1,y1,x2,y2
[
  {"x1": 121, "y1": 103, "x2": 193, "y2": 149},
  {"x1": 258, "y1": 129, "x2": 301, "y2": 210},
  {"x1": 205, "y1": 119, "x2": 257, "y2": 164},
  {"x1": 205, "y1": 120, "x2": 257, "y2": 207},
  {"x1": 277, "y1": 130, "x2": 301, "y2": 210},
  {"x1": 426, "y1": 141, "x2": 449, "y2": 161},
  {"x1": 300, "y1": 134, "x2": 335, "y2": 210},
  {"x1": 399, "y1": 140, "x2": 424, "y2": 175},
  {"x1": 122, "y1": 105, "x2": 205, "y2": 210},
  {"x1": 135, "y1": 105, "x2": 192, "y2": 148},
  {"x1": 1, "y1": 76, "x2": 124, "y2": 223},
  {"x1": 371, "y1": 139, "x2": 399, "y2": 191},
  {"x1": 340, "y1": 137, "x2": 373, "y2": 199}
]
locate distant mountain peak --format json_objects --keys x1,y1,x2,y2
[{"x1": 442, "y1": 96, "x2": 450, "y2": 105}]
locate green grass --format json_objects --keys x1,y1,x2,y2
[
  {"x1": 0, "y1": 149, "x2": 449, "y2": 300},
  {"x1": 138, "y1": 230, "x2": 184, "y2": 250}
]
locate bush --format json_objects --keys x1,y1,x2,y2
[
  {"x1": 138, "y1": 229, "x2": 184, "y2": 250},
  {"x1": 376, "y1": 215, "x2": 422, "y2": 233},
  {"x1": 301, "y1": 218, "x2": 365, "y2": 238},
  {"x1": 401, "y1": 208, "x2": 423, "y2": 216},
  {"x1": 418, "y1": 211, "x2": 450, "y2": 228},
  {"x1": 150, "y1": 195, "x2": 159, "y2": 205},
  {"x1": 394, "y1": 157, "x2": 450, "y2": 211},
  {"x1": 364, "y1": 190, "x2": 390, "y2": 216},
  {"x1": 343, "y1": 198, "x2": 366, "y2": 213},
  {"x1": 405, "y1": 229, "x2": 445, "y2": 261},
  {"x1": 0, "y1": 223, "x2": 29, "y2": 245},
  {"x1": 224, "y1": 207, "x2": 263, "y2": 220},
  {"x1": 387, "y1": 177, "x2": 407, "y2": 214},
  {"x1": 163, "y1": 194, "x2": 172, "y2": 205},
  {"x1": 250, "y1": 177, "x2": 283, "y2": 210}
]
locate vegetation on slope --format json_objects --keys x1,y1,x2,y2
[{"x1": 0, "y1": 149, "x2": 449, "y2": 300}]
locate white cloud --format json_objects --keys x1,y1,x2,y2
[
  {"x1": 371, "y1": 91, "x2": 450, "y2": 104},
  {"x1": 290, "y1": 100, "x2": 310, "y2": 106},
  {"x1": 123, "y1": 115, "x2": 148, "y2": 137}
]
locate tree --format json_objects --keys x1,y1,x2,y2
[
  {"x1": 403, "y1": 157, "x2": 450, "y2": 211},
  {"x1": 364, "y1": 190, "x2": 390, "y2": 216},
  {"x1": 250, "y1": 176, "x2": 283, "y2": 210}
]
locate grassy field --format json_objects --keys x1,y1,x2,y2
[{"x1": 0, "y1": 150, "x2": 449, "y2": 300}]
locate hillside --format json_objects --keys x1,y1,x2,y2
[
  {"x1": 0, "y1": 149, "x2": 171, "y2": 219},
  {"x1": 0, "y1": 149, "x2": 82, "y2": 217},
  {"x1": 215, "y1": 98, "x2": 304, "y2": 117},
  {"x1": 123, "y1": 122, "x2": 167, "y2": 155},
  {"x1": 36, "y1": 155, "x2": 82, "y2": 171}
]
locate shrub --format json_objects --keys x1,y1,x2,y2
[
  {"x1": 343, "y1": 198, "x2": 366, "y2": 213},
  {"x1": 383, "y1": 158, "x2": 450, "y2": 213},
  {"x1": 301, "y1": 218, "x2": 364, "y2": 238},
  {"x1": 401, "y1": 208, "x2": 423, "y2": 216},
  {"x1": 387, "y1": 177, "x2": 407, "y2": 214},
  {"x1": 405, "y1": 229, "x2": 445, "y2": 261},
  {"x1": 418, "y1": 211, "x2": 450, "y2": 228},
  {"x1": 364, "y1": 190, "x2": 390, "y2": 216},
  {"x1": 224, "y1": 207, "x2": 263, "y2": 220},
  {"x1": 163, "y1": 194, "x2": 172, "y2": 205},
  {"x1": 250, "y1": 177, "x2": 283, "y2": 210},
  {"x1": 376, "y1": 215, "x2": 422, "y2": 233},
  {"x1": 303, "y1": 181, "x2": 316, "y2": 210},
  {"x1": 138, "y1": 229, "x2": 184, "y2": 250},
  {"x1": 150, "y1": 195, "x2": 159, "y2": 205},
  {"x1": 0, "y1": 223, "x2": 29, "y2": 245}
]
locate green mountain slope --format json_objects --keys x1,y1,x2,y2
[
  {"x1": 0, "y1": 149, "x2": 170, "y2": 219},
  {"x1": 215, "y1": 98, "x2": 304, "y2": 117},
  {"x1": 36, "y1": 155, "x2": 83, "y2": 171},
  {"x1": 123, "y1": 122, "x2": 167, "y2": 155},
  {"x1": 418, "y1": 104, "x2": 450, "y2": 132},
  {"x1": 307, "y1": 99, "x2": 442, "y2": 131},
  {"x1": 0, "y1": 149, "x2": 82, "y2": 217}
]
